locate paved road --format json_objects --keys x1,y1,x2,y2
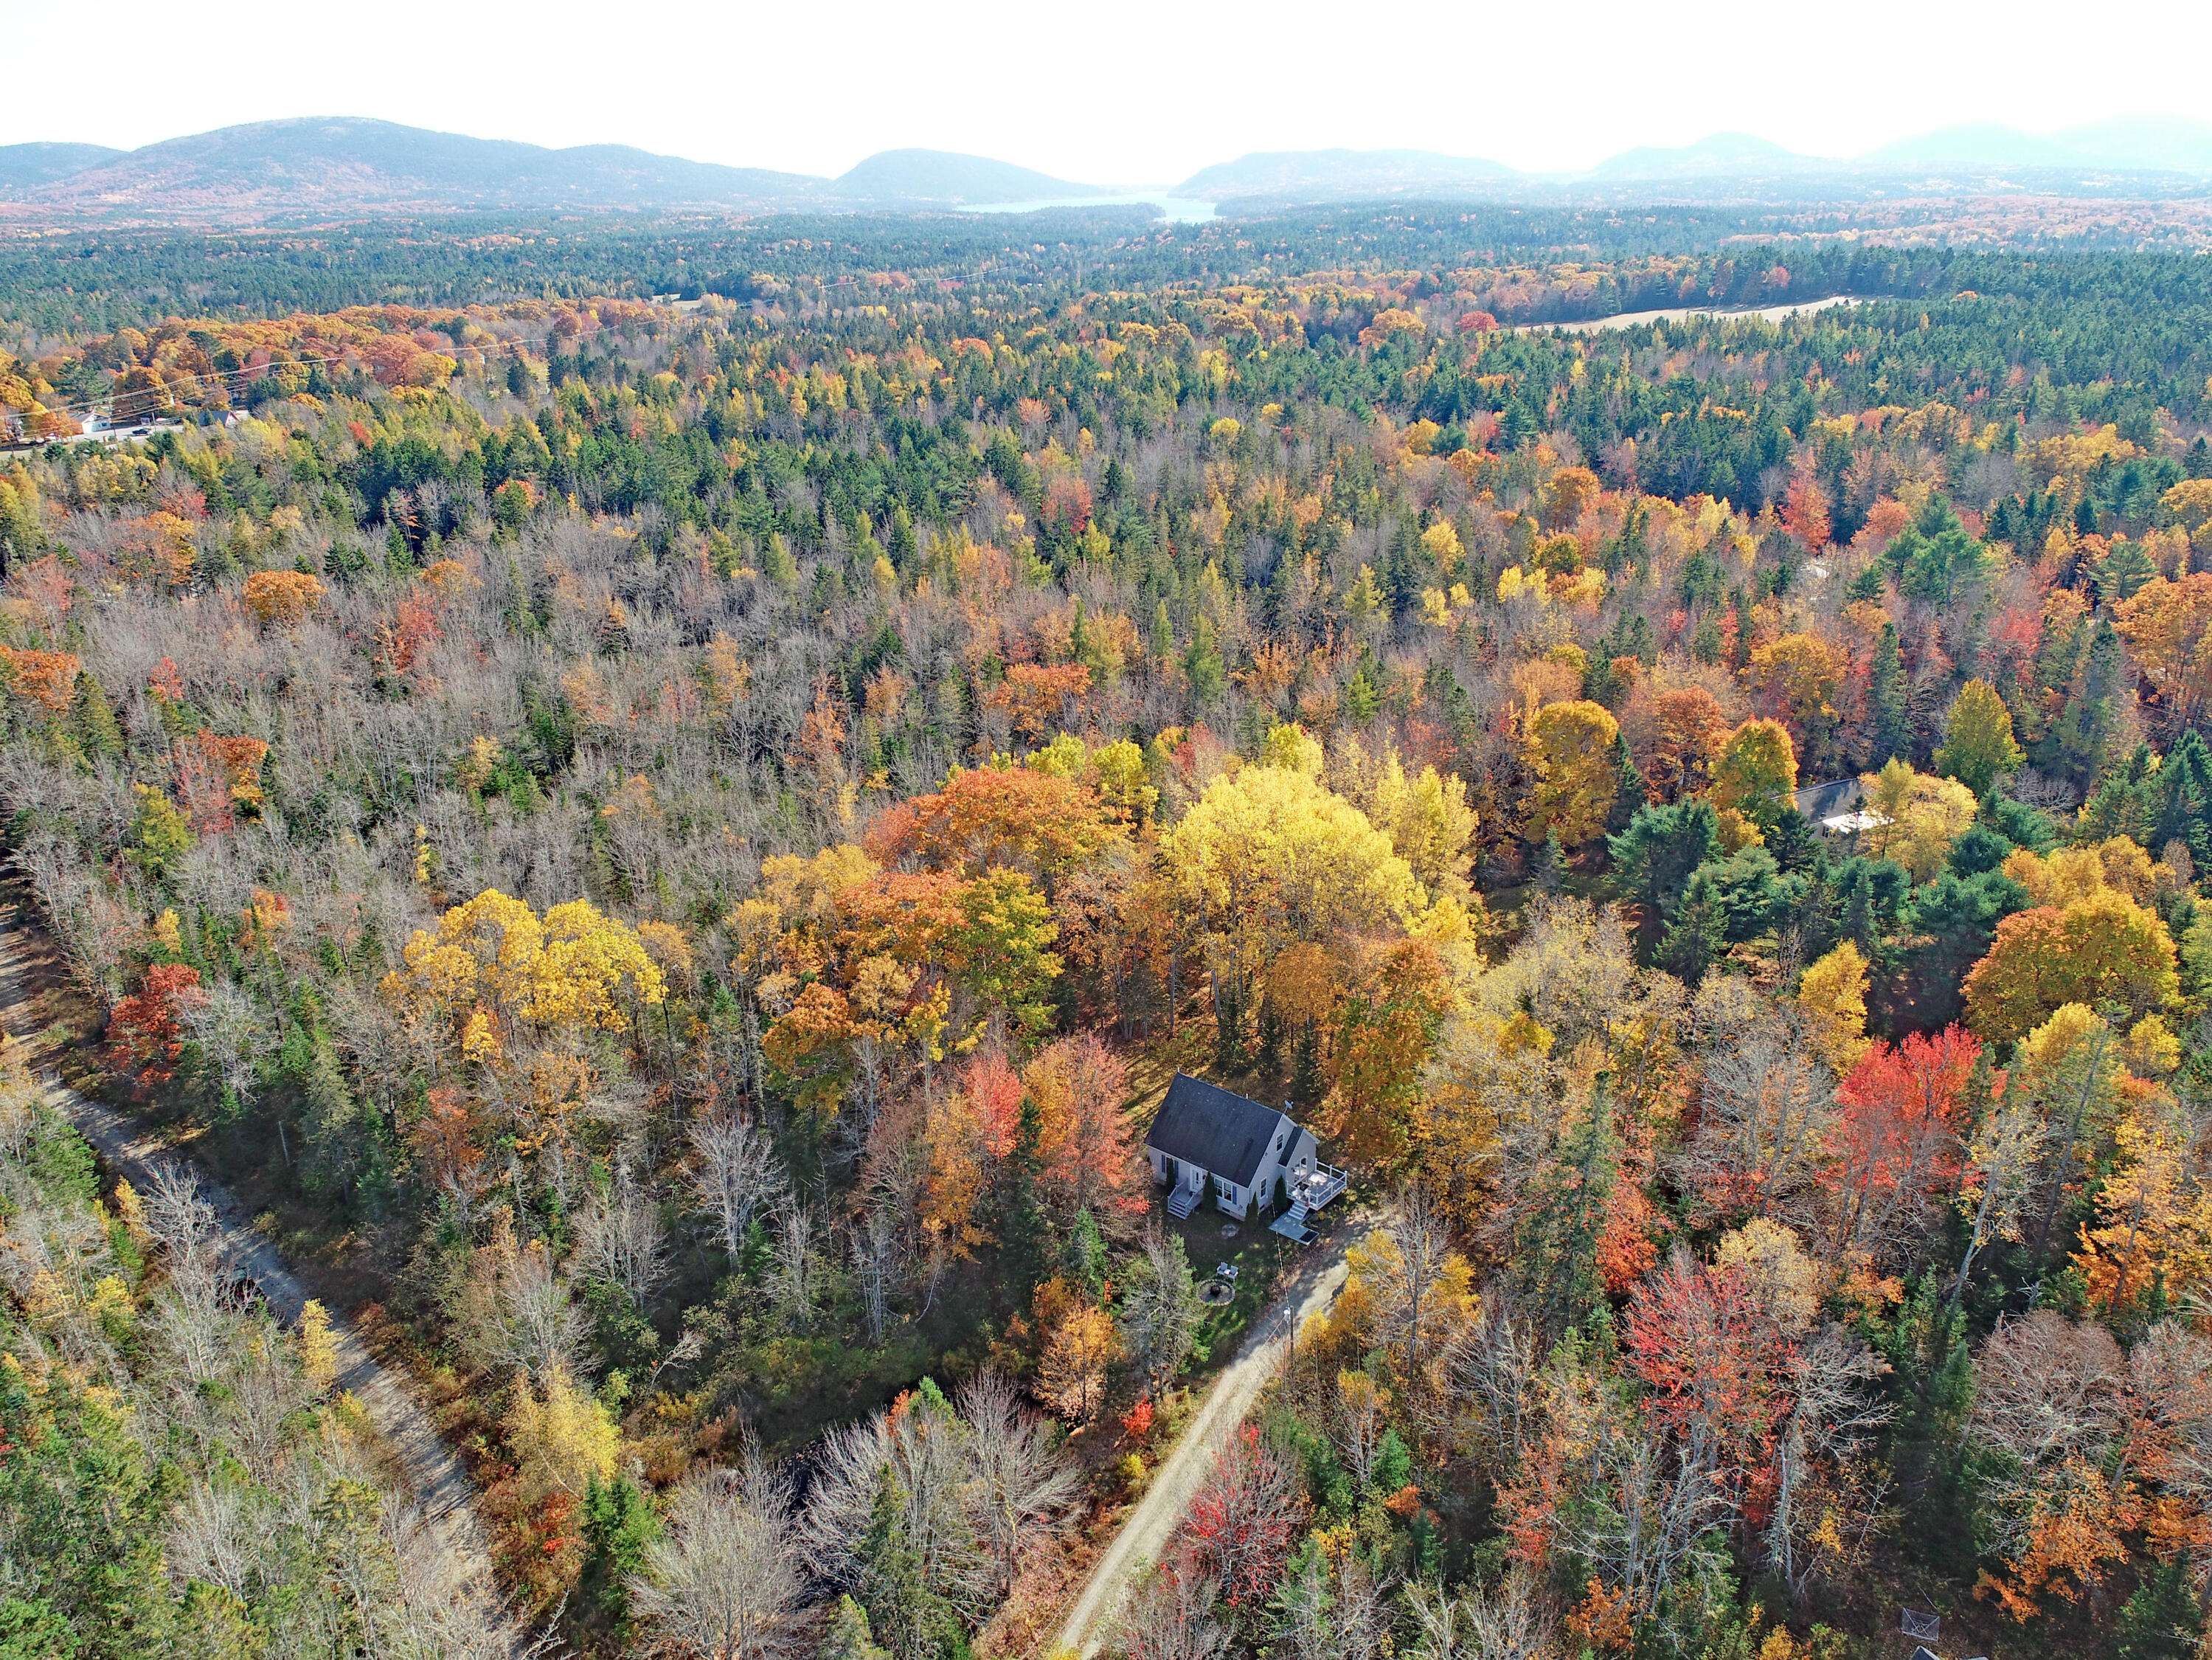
[
  {"x1": 0, "y1": 910, "x2": 500, "y2": 1591},
  {"x1": 1052, "y1": 1227, "x2": 1357, "y2": 1659}
]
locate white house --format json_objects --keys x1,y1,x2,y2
[{"x1": 1145, "y1": 1073, "x2": 1346, "y2": 1235}]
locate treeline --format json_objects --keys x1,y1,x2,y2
[{"x1": 8, "y1": 194, "x2": 2210, "y2": 346}]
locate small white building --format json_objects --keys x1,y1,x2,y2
[
  {"x1": 1793, "y1": 778, "x2": 1890, "y2": 838},
  {"x1": 1145, "y1": 1073, "x2": 1345, "y2": 1234}
]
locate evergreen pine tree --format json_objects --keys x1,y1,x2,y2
[
  {"x1": 1512, "y1": 1076, "x2": 1621, "y2": 1338},
  {"x1": 578, "y1": 1474, "x2": 660, "y2": 1631},
  {"x1": 1868, "y1": 621, "x2": 1910, "y2": 765},
  {"x1": 819, "y1": 1595, "x2": 894, "y2": 1660},
  {"x1": 1531, "y1": 832, "x2": 1565, "y2": 894},
  {"x1": 988, "y1": 1094, "x2": 1047, "y2": 1299},
  {"x1": 72, "y1": 674, "x2": 123, "y2": 761},
  {"x1": 2153, "y1": 728, "x2": 2212, "y2": 865},
  {"x1": 2115, "y1": 1564, "x2": 2205, "y2": 1660},
  {"x1": 1606, "y1": 732, "x2": 1648, "y2": 834},
  {"x1": 1290, "y1": 1020, "x2": 1323, "y2": 1107},
  {"x1": 1658, "y1": 871, "x2": 1725, "y2": 983},
  {"x1": 855, "y1": 1469, "x2": 943, "y2": 1660},
  {"x1": 2081, "y1": 743, "x2": 2158, "y2": 845},
  {"x1": 2047, "y1": 618, "x2": 2128, "y2": 788},
  {"x1": 1064, "y1": 1209, "x2": 1108, "y2": 1304}
]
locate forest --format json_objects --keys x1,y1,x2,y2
[{"x1": 2, "y1": 204, "x2": 2212, "y2": 1660}]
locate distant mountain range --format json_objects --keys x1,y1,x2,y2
[
  {"x1": 1176, "y1": 148, "x2": 1517, "y2": 203},
  {"x1": 0, "y1": 119, "x2": 1098, "y2": 222},
  {"x1": 4, "y1": 114, "x2": 2212, "y2": 225},
  {"x1": 0, "y1": 141, "x2": 125, "y2": 190},
  {"x1": 1177, "y1": 118, "x2": 2212, "y2": 201}
]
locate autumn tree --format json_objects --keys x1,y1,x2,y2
[
  {"x1": 1963, "y1": 889, "x2": 2179, "y2": 1042},
  {"x1": 1708, "y1": 718, "x2": 1798, "y2": 834},
  {"x1": 1623, "y1": 684, "x2": 1730, "y2": 803},
  {"x1": 108, "y1": 962, "x2": 207, "y2": 1095},
  {"x1": 240, "y1": 569, "x2": 325, "y2": 630},
  {"x1": 1524, "y1": 699, "x2": 1622, "y2": 848},
  {"x1": 1022, "y1": 1033, "x2": 1143, "y2": 1225},
  {"x1": 2117, "y1": 572, "x2": 2212, "y2": 735},
  {"x1": 1797, "y1": 940, "x2": 1871, "y2": 1074},
  {"x1": 1824, "y1": 1027, "x2": 1976, "y2": 1267},
  {"x1": 1179, "y1": 1425, "x2": 1303, "y2": 1608},
  {"x1": 1162, "y1": 755, "x2": 1428, "y2": 1035},
  {"x1": 1934, "y1": 679, "x2": 2025, "y2": 797},
  {"x1": 1862, "y1": 758, "x2": 1979, "y2": 880}
]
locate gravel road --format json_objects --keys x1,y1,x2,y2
[
  {"x1": 0, "y1": 910, "x2": 502, "y2": 1592},
  {"x1": 1052, "y1": 1228, "x2": 1356, "y2": 1658}
]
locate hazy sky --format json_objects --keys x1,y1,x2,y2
[{"x1": 4, "y1": 0, "x2": 2208, "y2": 184}]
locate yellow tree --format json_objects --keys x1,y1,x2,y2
[
  {"x1": 1524, "y1": 700, "x2": 1620, "y2": 848},
  {"x1": 1797, "y1": 941, "x2": 1871, "y2": 1073},
  {"x1": 507, "y1": 1363, "x2": 621, "y2": 1504},
  {"x1": 1162, "y1": 760, "x2": 1428, "y2": 1014},
  {"x1": 1368, "y1": 751, "x2": 1479, "y2": 902},
  {"x1": 1708, "y1": 719, "x2": 1798, "y2": 834},
  {"x1": 1862, "y1": 759, "x2": 1978, "y2": 880},
  {"x1": 1963, "y1": 890, "x2": 2180, "y2": 1043},
  {"x1": 1039, "y1": 1305, "x2": 1121, "y2": 1423},
  {"x1": 1933, "y1": 679, "x2": 2024, "y2": 797},
  {"x1": 2116, "y1": 573, "x2": 2212, "y2": 733},
  {"x1": 385, "y1": 888, "x2": 667, "y2": 1057}
]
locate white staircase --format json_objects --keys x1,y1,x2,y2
[{"x1": 1167, "y1": 1182, "x2": 1202, "y2": 1220}]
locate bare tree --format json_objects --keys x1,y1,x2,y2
[
  {"x1": 689, "y1": 1109, "x2": 785, "y2": 1260},
  {"x1": 142, "y1": 1161, "x2": 236, "y2": 1387},
  {"x1": 373, "y1": 1492, "x2": 530, "y2": 1660},
  {"x1": 142, "y1": 1159, "x2": 226, "y2": 1289},
  {"x1": 1767, "y1": 1325, "x2": 1890, "y2": 1597},
  {"x1": 800, "y1": 1385, "x2": 988, "y2": 1628},
  {"x1": 165, "y1": 1479, "x2": 257, "y2": 1600},
  {"x1": 220, "y1": 1327, "x2": 316, "y2": 1483},
  {"x1": 1440, "y1": 1302, "x2": 1542, "y2": 1470},
  {"x1": 1119, "y1": 1225, "x2": 1204, "y2": 1394},
  {"x1": 182, "y1": 981, "x2": 270, "y2": 1108},
  {"x1": 465, "y1": 1228, "x2": 587, "y2": 1383},
  {"x1": 631, "y1": 1453, "x2": 808, "y2": 1660},
  {"x1": 850, "y1": 1202, "x2": 897, "y2": 1343},
  {"x1": 574, "y1": 1162, "x2": 670, "y2": 1310},
  {"x1": 1405, "y1": 1570, "x2": 1558, "y2": 1660},
  {"x1": 1376, "y1": 1184, "x2": 1458, "y2": 1388},
  {"x1": 766, "y1": 1200, "x2": 824, "y2": 1324},
  {"x1": 1116, "y1": 1570, "x2": 1230, "y2": 1660},
  {"x1": 1678, "y1": 1025, "x2": 1835, "y2": 1229},
  {"x1": 957, "y1": 1371, "x2": 1081, "y2": 1599},
  {"x1": 1332, "y1": 1368, "x2": 1387, "y2": 1493},
  {"x1": 1275, "y1": 1547, "x2": 1391, "y2": 1660}
]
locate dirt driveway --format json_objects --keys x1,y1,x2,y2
[
  {"x1": 1052, "y1": 1225, "x2": 1356, "y2": 1658},
  {"x1": 0, "y1": 910, "x2": 502, "y2": 1596}
]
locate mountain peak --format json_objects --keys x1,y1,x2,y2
[{"x1": 833, "y1": 149, "x2": 1100, "y2": 204}]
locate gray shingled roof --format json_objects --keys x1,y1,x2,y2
[
  {"x1": 1792, "y1": 778, "x2": 1863, "y2": 820},
  {"x1": 1145, "y1": 1073, "x2": 1294, "y2": 1188}
]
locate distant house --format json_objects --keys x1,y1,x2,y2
[
  {"x1": 1792, "y1": 777, "x2": 1887, "y2": 837},
  {"x1": 1145, "y1": 1073, "x2": 1346, "y2": 1233}
]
